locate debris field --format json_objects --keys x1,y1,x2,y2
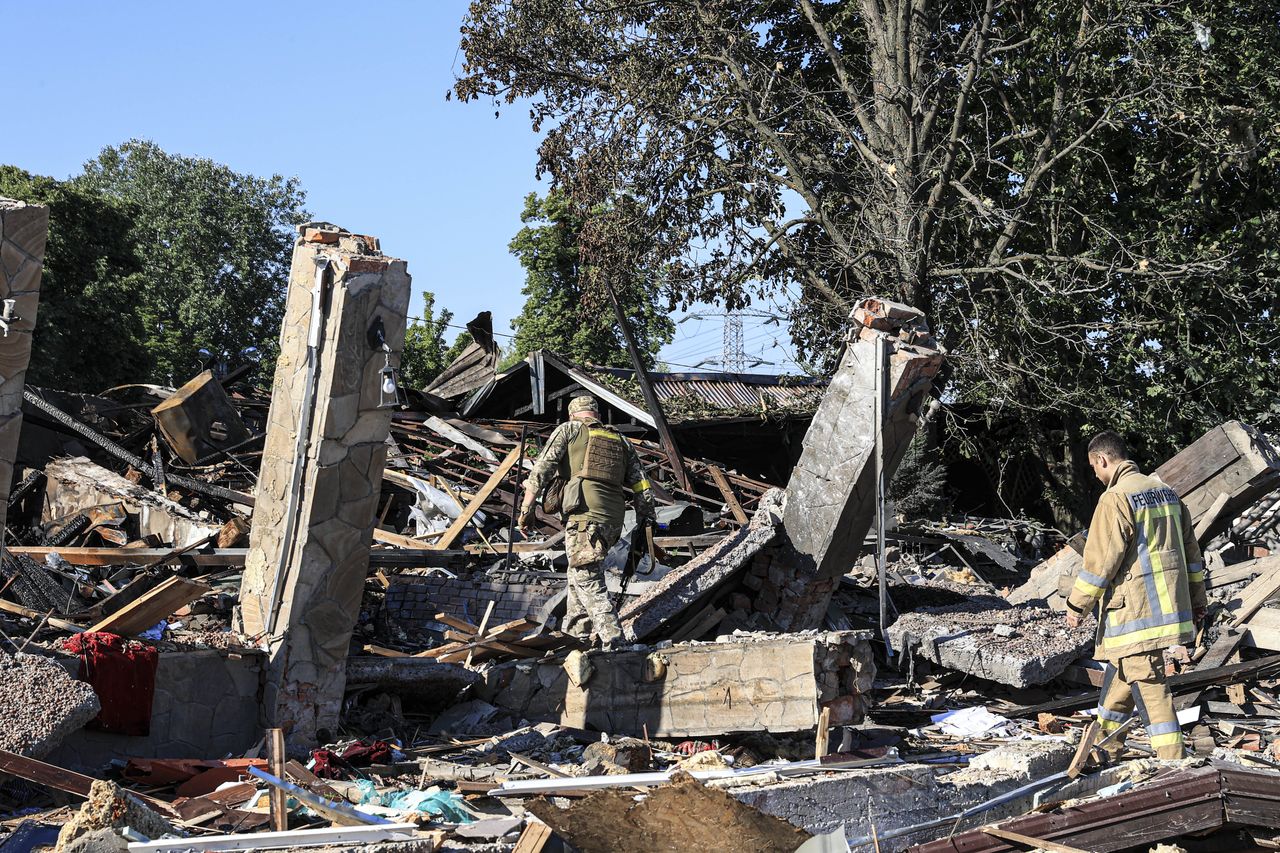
[{"x1": 0, "y1": 210, "x2": 1279, "y2": 853}]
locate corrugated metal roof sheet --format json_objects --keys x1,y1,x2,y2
[{"x1": 593, "y1": 367, "x2": 827, "y2": 414}]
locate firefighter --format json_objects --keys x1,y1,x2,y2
[
  {"x1": 1065, "y1": 430, "x2": 1208, "y2": 760},
  {"x1": 517, "y1": 395, "x2": 654, "y2": 649}
]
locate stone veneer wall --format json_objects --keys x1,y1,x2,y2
[
  {"x1": 238, "y1": 225, "x2": 409, "y2": 749},
  {"x1": 49, "y1": 647, "x2": 264, "y2": 772},
  {"x1": 0, "y1": 198, "x2": 46, "y2": 532}
]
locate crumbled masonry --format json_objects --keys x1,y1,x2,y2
[
  {"x1": 477, "y1": 630, "x2": 875, "y2": 737},
  {"x1": 55, "y1": 780, "x2": 175, "y2": 852},
  {"x1": 887, "y1": 601, "x2": 1096, "y2": 687},
  {"x1": 0, "y1": 652, "x2": 99, "y2": 757},
  {"x1": 3, "y1": 195, "x2": 1280, "y2": 853}
]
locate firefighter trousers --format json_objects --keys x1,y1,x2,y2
[{"x1": 1095, "y1": 650, "x2": 1184, "y2": 760}]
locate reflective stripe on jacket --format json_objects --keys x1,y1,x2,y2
[{"x1": 1066, "y1": 460, "x2": 1207, "y2": 661}]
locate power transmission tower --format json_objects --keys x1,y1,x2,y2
[{"x1": 722, "y1": 310, "x2": 745, "y2": 372}]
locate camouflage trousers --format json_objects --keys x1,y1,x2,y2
[{"x1": 564, "y1": 519, "x2": 623, "y2": 646}]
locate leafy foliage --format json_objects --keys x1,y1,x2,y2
[
  {"x1": 458, "y1": 0, "x2": 1280, "y2": 522},
  {"x1": 0, "y1": 166, "x2": 149, "y2": 392},
  {"x1": 400, "y1": 292, "x2": 455, "y2": 389},
  {"x1": 890, "y1": 433, "x2": 951, "y2": 521},
  {"x1": 509, "y1": 190, "x2": 674, "y2": 368},
  {"x1": 78, "y1": 140, "x2": 308, "y2": 384}
]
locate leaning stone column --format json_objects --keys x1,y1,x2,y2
[
  {"x1": 0, "y1": 199, "x2": 47, "y2": 532},
  {"x1": 777, "y1": 299, "x2": 945, "y2": 627},
  {"x1": 239, "y1": 223, "x2": 409, "y2": 748}
]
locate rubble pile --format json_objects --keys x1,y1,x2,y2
[
  {"x1": 0, "y1": 215, "x2": 1278, "y2": 852},
  {"x1": 0, "y1": 652, "x2": 99, "y2": 757}
]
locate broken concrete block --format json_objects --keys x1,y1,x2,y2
[
  {"x1": 151, "y1": 370, "x2": 251, "y2": 465},
  {"x1": 725, "y1": 736, "x2": 1075, "y2": 849},
  {"x1": 780, "y1": 299, "x2": 944, "y2": 624},
  {"x1": 55, "y1": 780, "x2": 176, "y2": 852},
  {"x1": 967, "y1": 740, "x2": 1074, "y2": 776},
  {"x1": 476, "y1": 631, "x2": 875, "y2": 738},
  {"x1": 0, "y1": 652, "x2": 99, "y2": 758},
  {"x1": 619, "y1": 489, "x2": 784, "y2": 642},
  {"x1": 887, "y1": 602, "x2": 1094, "y2": 687}
]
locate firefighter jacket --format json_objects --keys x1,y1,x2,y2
[
  {"x1": 524, "y1": 418, "x2": 654, "y2": 526},
  {"x1": 1066, "y1": 460, "x2": 1208, "y2": 662}
]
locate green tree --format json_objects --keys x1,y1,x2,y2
[
  {"x1": 78, "y1": 140, "x2": 308, "y2": 384},
  {"x1": 508, "y1": 190, "x2": 674, "y2": 368},
  {"x1": 458, "y1": 1, "x2": 1280, "y2": 523},
  {"x1": 400, "y1": 292, "x2": 454, "y2": 389},
  {"x1": 0, "y1": 166, "x2": 150, "y2": 391}
]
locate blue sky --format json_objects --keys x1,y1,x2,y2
[{"x1": 4, "y1": 1, "x2": 801, "y2": 373}]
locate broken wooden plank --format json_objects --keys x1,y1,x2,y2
[
  {"x1": 706, "y1": 464, "x2": 749, "y2": 524},
  {"x1": 0, "y1": 598, "x2": 84, "y2": 633},
  {"x1": 432, "y1": 445, "x2": 522, "y2": 550},
  {"x1": 435, "y1": 612, "x2": 481, "y2": 634},
  {"x1": 982, "y1": 825, "x2": 1088, "y2": 853},
  {"x1": 465, "y1": 529, "x2": 567, "y2": 555},
  {"x1": 372, "y1": 526, "x2": 445, "y2": 549},
  {"x1": 268, "y1": 728, "x2": 287, "y2": 832},
  {"x1": 467, "y1": 601, "x2": 496, "y2": 667},
  {"x1": 1246, "y1": 607, "x2": 1280, "y2": 652},
  {"x1": 512, "y1": 822, "x2": 555, "y2": 853},
  {"x1": 87, "y1": 575, "x2": 211, "y2": 636},
  {"x1": 7, "y1": 546, "x2": 247, "y2": 566},
  {"x1": 127, "y1": 823, "x2": 425, "y2": 852},
  {"x1": 361, "y1": 645, "x2": 409, "y2": 658},
  {"x1": 1013, "y1": 653, "x2": 1280, "y2": 718},
  {"x1": 0, "y1": 748, "x2": 177, "y2": 817},
  {"x1": 1229, "y1": 556, "x2": 1280, "y2": 629},
  {"x1": 1193, "y1": 492, "x2": 1232, "y2": 541}
]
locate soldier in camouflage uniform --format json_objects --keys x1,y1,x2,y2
[{"x1": 517, "y1": 395, "x2": 654, "y2": 649}]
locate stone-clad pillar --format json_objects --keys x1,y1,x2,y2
[
  {"x1": 777, "y1": 299, "x2": 944, "y2": 626},
  {"x1": 0, "y1": 199, "x2": 47, "y2": 532},
  {"x1": 239, "y1": 223, "x2": 409, "y2": 747}
]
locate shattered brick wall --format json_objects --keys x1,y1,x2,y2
[
  {"x1": 0, "y1": 198, "x2": 46, "y2": 534},
  {"x1": 238, "y1": 225, "x2": 409, "y2": 749},
  {"x1": 383, "y1": 572, "x2": 564, "y2": 642}
]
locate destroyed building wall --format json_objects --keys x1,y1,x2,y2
[
  {"x1": 48, "y1": 647, "x2": 264, "y2": 772},
  {"x1": 476, "y1": 631, "x2": 875, "y2": 738},
  {"x1": 779, "y1": 300, "x2": 944, "y2": 627},
  {"x1": 44, "y1": 456, "x2": 222, "y2": 546},
  {"x1": 383, "y1": 572, "x2": 563, "y2": 643},
  {"x1": 0, "y1": 198, "x2": 46, "y2": 535},
  {"x1": 238, "y1": 224, "x2": 410, "y2": 749}
]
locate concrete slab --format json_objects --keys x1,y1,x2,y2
[
  {"x1": 619, "y1": 490, "x2": 784, "y2": 642},
  {"x1": 722, "y1": 740, "x2": 1076, "y2": 851},
  {"x1": 475, "y1": 630, "x2": 875, "y2": 738},
  {"x1": 887, "y1": 602, "x2": 1095, "y2": 687}
]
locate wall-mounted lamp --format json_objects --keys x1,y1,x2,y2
[
  {"x1": 378, "y1": 351, "x2": 403, "y2": 409},
  {"x1": 368, "y1": 315, "x2": 403, "y2": 409}
]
